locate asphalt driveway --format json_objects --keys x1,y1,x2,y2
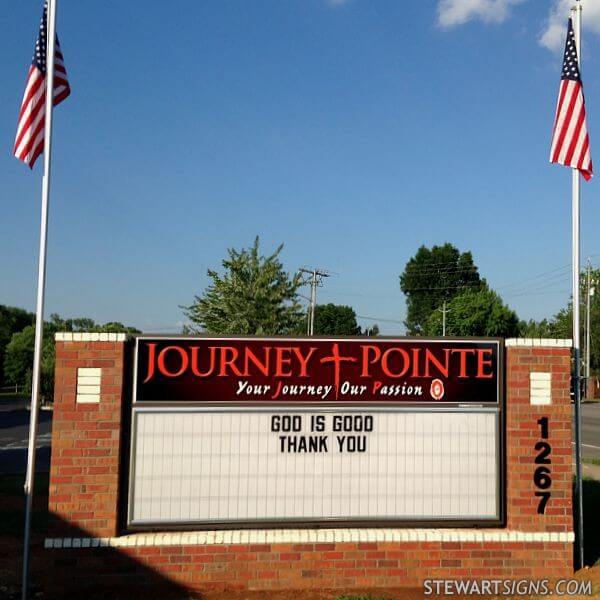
[{"x1": 0, "y1": 397, "x2": 52, "y2": 474}]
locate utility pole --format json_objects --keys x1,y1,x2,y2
[
  {"x1": 436, "y1": 301, "x2": 450, "y2": 336},
  {"x1": 299, "y1": 267, "x2": 331, "y2": 335},
  {"x1": 585, "y1": 258, "x2": 594, "y2": 395}
]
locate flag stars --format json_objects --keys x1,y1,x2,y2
[{"x1": 561, "y1": 21, "x2": 581, "y2": 82}]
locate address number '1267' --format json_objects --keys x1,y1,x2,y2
[{"x1": 534, "y1": 417, "x2": 552, "y2": 514}]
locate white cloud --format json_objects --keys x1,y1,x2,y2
[
  {"x1": 436, "y1": 0, "x2": 526, "y2": 28},
  {"x1": 437, "y1": 0, "x2": 600, "y2": 53},
  {"x1": 540, "y1": 0, "x2": 600, "y2": 52}
]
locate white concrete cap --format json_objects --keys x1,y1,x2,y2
[
  {"x1": 505, "y1": 338, "x2": 572, "y2": 348},
  {"x1": 43, "y1": 528, "x2": 575, "y2": 549},
  {"x1": 55, "y1": 332, "x2": 129, "y2": 342}
]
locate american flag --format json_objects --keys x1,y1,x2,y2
[
  {"x1": 550, "y1": 18, "x2": 592, "y2": 180},
  {"x1": 14, "y1": 1, "x2": 70, "y2": 169}
]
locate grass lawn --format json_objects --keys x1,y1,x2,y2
[
  {"x1": 582, "y1": 477, "x2": 600, "y2": 566},
  {"x1": 0, "y1": 473, "x2": 49, "y2": 598},
  {"x1": 0, "y1": 473, "x2": 49, "y2": 537},
  {"x1": 583, "y1": 457, "x2": 600, "y2": 466},
  {"x1": 0, "y1": 392, "x2": 25, "y2": 402}
]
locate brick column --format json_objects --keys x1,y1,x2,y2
[
  {"x1": 505, "y1": 339, "x2": 573, "y2": 537},
  {"x1": 48, "y1": 332, "x2": 129, "y2": 538}
]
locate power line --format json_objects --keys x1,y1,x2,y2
[
  {"x1": 501, "y1": 282, "x2": 570, "y2": 300},
  {"x1": 505, "y1": 289, "x2": 570, "y2": 299},
  {"x1": 402, "y1": 257, "x2": 481, "y2": 269},
  {"x1": 401, "y1": 266, "x2": 480, "y2": 277},
  {"x1": 496, "y1": 271, "x2": 570, "y2": 295},
  {"x1": 401, "y1": 258, "x2": 600, "y2": 289},
  {"x1": 320, "y1": 288, "x2": 397, "y2": 300},
  {"x1": 356, "y1": 314, "x2": 404, "y2": 324},
  {"x1": 324, "y1": 261, "x2": 580, "y2": 303},
  {"x1": 404, "y1": 261, "x2": 569, "y2": 287},
  {"x1": 495, "y1": 264, "x2": 571, "y2": 290},
  {"x1": 402, "y1": 282, "x2": 484, "y2": 292},
  {"x1": 403, "y1": 263, "x2": 573, "y2": 298}
]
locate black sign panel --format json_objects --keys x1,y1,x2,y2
[{"x1": 134, "y1": 337, "x2": 501, "y2": 405}]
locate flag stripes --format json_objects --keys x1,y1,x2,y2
[
  {"x1": 550, "y1": 18, "x2": 592, "y2": 181},
  {"x1": 14, "y1": 2, "x2": 70, "y2": 169}
]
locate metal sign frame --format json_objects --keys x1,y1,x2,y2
[{"x1": 125, "y1": 335, "x2": 505, "y2": 531}]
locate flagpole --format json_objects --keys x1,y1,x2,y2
[
  {"x1": 21, "y1": 1, "x2": 59, "y2": 598},
  {"x1": 571, "y1": 0, "x2": 585, "y2": 570}
]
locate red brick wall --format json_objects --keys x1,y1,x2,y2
[
  {"x1": 40, "y1": 541, "x2": 572, "y2": 594},
  {"x1": 48, "y1": 337, "x2": 127, "y2": 537},
  {"x1": 43, "y1": 338, "x2": 575, "y2": 594},
  {"x1": 505, "y1": 345, "x2": 573, "y2": 533}
]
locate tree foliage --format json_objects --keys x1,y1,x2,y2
[
  {"x1": 3, "y1": 325, "x2": 55, "y2": 401},
  {"x1": 519, "y1": 318, "x2": 556, "y2": 338},
  {"x1": 424, "y1": 287, "x2": 520, "y2": 338},
  {"x1": 47, "y1": 314, "x2": 139, "y2": 335},
  {"x1": 400, "y1": 244, "x2": 483, "y2": 334},
  {"x1": 313, "y1": 303, "x2": 361, "y2": 336},
  {"x1": 0, "y1": 305, "x2": 34, "y2": 386},
  {"x1": 3, "y1": 314, "x2": 139, "y2": 401},
  {"x1": 183, "y1": 237, "x2": 304, "y2": 335},
  {"x1": 523, "y1": 268, "x2": 600, "y2": 375}
]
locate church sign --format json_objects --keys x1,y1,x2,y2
[{"x1": 127, "y1": 336, "x2": 503, "y2": 529}]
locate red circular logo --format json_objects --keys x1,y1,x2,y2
[{"x1": 430, "y1": 378, "x2": 445, "y2": 400}]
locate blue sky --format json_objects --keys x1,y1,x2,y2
[{"x1": 3, "y1": 0, "x2": 600, "y2": 334}]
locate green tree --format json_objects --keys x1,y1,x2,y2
[
  {"x1": 554, "y1": 309, "x2": 573, "y2": 339},
  {"x1": 183, "y1": 237, "x2": 304, "y2": 335},
  {"x1": 3, "y1": 314, "x2": 139, "y2": 402},
  {"x1": 519, "y1": 318, "x2": 556, "y2": 338},
  {"x1": 0, "y1": 305, "x2": 34, "y2": 385},
  {"x1": 424, "y1": 287, "x2": 520, "y2": 337},
  {"x1": 312, "y1": 304, "x2": 361, "y2": 336},
  {"x1": 524, "y1": 268, "x2": 600, "y2": 375},
  {"x1": 99, "y1": 321, "x2": 140, "y2": 333},
  {"x1": 48, "y1": 314, "x2": 139, "y2": 334},
  {"x1": 4, "y1": 324, "x2": 56, "y2": 401},
  {"x1": 400, "y1": 244, "x2": 483, "y2": 334}
]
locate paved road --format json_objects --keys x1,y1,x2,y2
[
  {"x1": 0, "y1": 397, "x2": 52, "y2": 474},
  {"x1": 580, "y1": 402, "x2": 600, "y2": 460}
]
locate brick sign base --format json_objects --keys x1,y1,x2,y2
[{"x1": 40, "y1": 335, "x2": 574, "y2": 595}]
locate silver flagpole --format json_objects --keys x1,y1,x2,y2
[
  {"x1": 21, "y1": 1, "x2": 59, "y2": 598},
  {"x1": 571, "y1": 0, "x2": 585, "y2": 570}
]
